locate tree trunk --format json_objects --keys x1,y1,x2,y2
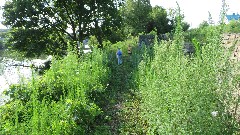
[
  {"x1": 94, "y1": 20, "x2": 103, "y2": 48},
  {"x1": 78, "y1": 21, "x2": 84, "y2": 56}
]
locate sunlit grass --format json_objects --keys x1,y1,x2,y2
[
  {"x1": 131, "y1": 15, "x2": 240, "y2": 135},
  {"x1": 0, "y1": 48, "x2": 110, "y2": 134}
]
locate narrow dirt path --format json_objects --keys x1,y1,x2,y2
[
  {"x1": 90, "y1": 47, "x2": 148, "y2": 135},
  {"x1": 103, "y1": 55, "x2": 136, "y2": 134},
  {"x1": 91, "y1": 52, "x2": 139, "y2": 134}
]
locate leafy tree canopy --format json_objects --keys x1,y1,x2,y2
[
  {"x1": 121, "y1": 0, "x2": 152, "y2": 35},
  {"x1": 121, "y1": 0, "x2": 188, "y2": 36},
  {"x1": 146, "y1": 5, "x2": 173, "y2": 35},
  {"x1": 3, "y1": 0, "x2": 122, "y2": 57}
]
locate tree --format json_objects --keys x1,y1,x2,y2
[
  {"x1": 181, "y1": 22, "x2": 190, "y2": 32},
  {"x1": 121, "y1": 0, "x2": 152, "y2": 35},
  {"x1": 224, "y1": 20, "x2": 240, "y2": 33},
  {"x1": 3, "y1": 0, "x2": 121, "y2": 57},
  {"x1": 168, "y1": 7, "x2": 190, "y2": 32},
  {"x1": 184, "y1": 20, "x2": 213, "y2": 44},
  {"x1": 0, "y1": 40, "x2": 3, "y2": 49},
  {"x1": 199, "y1": 21, "x2": 209, "y2": 28},
  {"x1": 146, "y1": 6, "x2": 173, "y2": 35}
]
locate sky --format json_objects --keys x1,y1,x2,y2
[
  {"x1": 0, "y1": 0, "x2": 240, "y2": 29},
  {"x1": 150, "y1": 0, "x2": 240, "y2": 28}
]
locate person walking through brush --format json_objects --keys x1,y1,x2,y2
[
  {"x1": 128, "y1": 45, "x2": 132, "y2": 56},
  {"x1": 116, "y1": 48, "x2": 122, "y2": 65},
  {"x1": 128, "y1": 44, "x2": 132, "y2": 62}
]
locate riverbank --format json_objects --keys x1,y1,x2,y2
[
  {"x1": 0, "y1": 58, "x2": 33, "y2": 105},
  {"x1": 0, "y1": 54, "x2": 52, "y2": 105}
]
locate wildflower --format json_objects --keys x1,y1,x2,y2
[{"x1": 211, "y1": 111, "x2": 218, "y2": 117}]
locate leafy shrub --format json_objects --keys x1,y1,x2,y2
[
  {"x1": 134, "y1": 11, "x2": 239, "y2": 134},
  {"x1": 0, "y1": 49, "x2": 109, "y2": 134}
]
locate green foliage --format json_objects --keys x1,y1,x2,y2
[
  {"x1": 0, "y1": 40, "x2": 3, "y2": 49},
  {"x1": 1, "y1": 1, "x2": 240, "y2": 134},
  {"x1": 5, "y1": 28, "x2": 67, "y2": 57},
  {"x1": 121, "y1": 0, "x2": 177, "y2": 36},
  {"x1": 192, "y1": 38, "x2": 202, "y2": 59},
  {"x1": 130, "y1": 5, "x2": 239, "y2": 134},
  {"x1": 184, "y1": 21, "x2": 218, "y2": 44},
  {"x1": 168, "y1": 6, "x2": 190, "y2": 32},
  {"x1": 0, "y1": 49, "x2": 109, "y2": 134},
  {"x1": 147, "y1": 6, "x2": 173, "y2": 35},
  {"x1": 0, "y1": 29, "x2": 8, "y2": 50},
  {"x1": 109, "y1": 36, "x2": 138, "y2": 55},
  {"x1": 199, "y1": 21, "x2": 210, "y2": 28},
  {"x1": 1, "y1": 22, "x2": 240, "y2": 134},
  {"x1": 3, "y1": 0, "x2": 122, "y2": 56},
  {"x1": 224, "y1": 20, "x2": 240, "y2": 33},
  {"x1": 89, "y1": 35, "x2": 99, "y2": 49},
  {"x1": 0, "y1": 29, "x2": 8, "y2": 39},
  {"x1": 135, "y1": 27, "x2": 238, "y2": 135},
  {"x1": 121, "y1": 0, "x2": 152, "y2": 35}
]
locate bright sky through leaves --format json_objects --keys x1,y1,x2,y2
[
  {"x1": 1, "y1": 0, "x2": 240, "y2": 29},
  {"x1": 0, "y1": 0, "x2": 5, "y2": 29}
]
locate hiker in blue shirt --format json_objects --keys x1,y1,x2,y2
[{"x1": 116, "y1": 48, "x2": 122, "y2": 65}]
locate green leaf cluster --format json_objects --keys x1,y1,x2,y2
[{"x1": 0, "y1": 49, "x2": 110, "y2": 134}]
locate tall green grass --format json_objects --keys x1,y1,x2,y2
[
  {"x1": 134, "y1": 14, "x2": 240, "y2": 135},
  {"x1": 1, "y1": 3, "x2": 240, "y2": 134},
  {"x1": 0, "y1": 49, "x2": 109, "y2": 134}
]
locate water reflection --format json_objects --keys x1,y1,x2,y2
[{"x1": 0, "y1": 58, "x2": 33, "y2": 105}]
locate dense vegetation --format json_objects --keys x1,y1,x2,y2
[
  {"x1": 2, "y1": 0, "x2": 191, "y2": 58},
  {"x1": 1, "y1": 49, "x2": 110, "y2": 134},
  {"x1": 0, "y1": 29, "x2": 8, "y2": 50},
  {"x1": 1, "y1": 0, "x2": 240, "y2": 134},
  {"x1": 134, "y1": 24, "x2": 238, "y2": 135}
]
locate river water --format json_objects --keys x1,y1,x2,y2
[
  {"x1": 0, "y1": 45, "x2": 89, "y2": 106},
  {"x1": 0, "y1": 58, "x2": 33, "y2": 105}
]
